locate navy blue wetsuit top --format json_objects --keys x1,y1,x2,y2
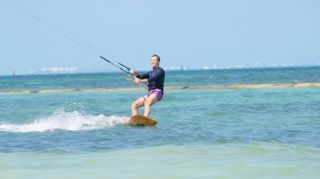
[{"x1": 136, "y1": 67, "x2": 165, "y2": 92}]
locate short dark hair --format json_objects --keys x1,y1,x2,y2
[{"x1": 152, "y1": 54, "x2": 160, "y2": 62}]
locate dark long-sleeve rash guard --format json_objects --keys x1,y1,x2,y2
[{"x1": 136, "y1": 67, "x2": 165, "y2": 92}]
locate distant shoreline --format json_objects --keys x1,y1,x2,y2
[{"x1": 1, "y1": 65, "x2": 320, "y2": 77}]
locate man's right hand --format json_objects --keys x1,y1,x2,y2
[{"x1": 130, "y1": 69, "x2": 137, "y2": 76}]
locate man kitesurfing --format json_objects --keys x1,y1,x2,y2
[
  {"x1": 3, "y1": 0, "x2": 163, "y2": 126},
  {"x1": 130, "y1": 54, "x2": 165, "y2": 118},
  {"x1": 101, "y1": 54, "x2": 164, "y2": 126}
]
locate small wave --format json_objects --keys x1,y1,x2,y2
[
  {"x1": 0, "y1": 87, "x2": 141, "y2": 94},
  {"x1": 0, "y1": 111, "x2": 129, "y2": 132},
  {"x1": 167, "y1": 82, "x2": 320, "y2": 90}
]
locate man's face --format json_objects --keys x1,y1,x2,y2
[{"x1": 151, "y1": 56, "x2": 159, "y2": 68}]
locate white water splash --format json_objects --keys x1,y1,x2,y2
[{"x1": 0, "y1": 111, "x2": 129, "y2": 132}]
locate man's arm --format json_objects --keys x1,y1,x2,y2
[
  {"x1": 130, "y1": 69, "x2": 149, "y2": 84},
  {"x1": 136, "y1": 73, "x2": 149, "y2": 79},
  {"x1": 130, "y1": 69, "x2": 149, "y2": 79}
]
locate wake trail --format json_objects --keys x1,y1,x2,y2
[{"x1": 0, "y1": 111, "x2": 129, "y2": 132}]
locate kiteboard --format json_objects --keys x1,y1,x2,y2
[{"x1": 130, "y1": 115, "x2": 157, "y2": 127}]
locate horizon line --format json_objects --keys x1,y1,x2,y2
[{"x1": 1, "y1": 64, "x2": 320, "y2": 77}]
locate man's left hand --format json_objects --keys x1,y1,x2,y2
[{"x1": 134, "y1": 77, "x2": 141, "y2": 84}]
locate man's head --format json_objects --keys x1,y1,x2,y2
[{"x1": 151, "y1": 54, "x2": 160, "y2": 68}]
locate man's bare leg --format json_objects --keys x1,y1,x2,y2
[
  {"x1": 131, "y1": 97, "x2": 145, "y2": 116},
  {"x1": 123, "y1": 97, "x2": 146, "y2": 125},
  {"x1": 144, "y1": 94, "x2": 158, "y2": 117}
]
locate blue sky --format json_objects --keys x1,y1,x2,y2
[{"x1": 0, "y1": 0, "x2": 319, "y2": 75}]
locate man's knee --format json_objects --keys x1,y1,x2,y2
[
  {"x1": 131, "y1": 102, "x2": 138, "y2": 109},
  {"x1": 145, "y1": 98, "x2": 156, "y2": 107},
  {"x1": 144, "y1": 100, "x2": 151, "y2": 106},
  {"x1": 132, "y1": 98, "x2": 144, "y2": 108}
]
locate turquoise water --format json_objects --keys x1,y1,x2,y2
[{"x1": 1, "y1": 67, "x2": 320, "y2": 178}]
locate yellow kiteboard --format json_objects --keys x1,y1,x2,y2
[{"x1": 130, "y1": 115, "x2": 157, "y2": 127}]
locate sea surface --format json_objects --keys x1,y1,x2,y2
[{"x1": 0, "y1": 67, "x2": 320, "y2": 178}]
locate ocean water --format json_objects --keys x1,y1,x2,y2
[{"x1": 0, "y1": 67, "x2": 320, "y2": 178}]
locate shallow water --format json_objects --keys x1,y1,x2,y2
[
  {"x1": 1, "y1": 143, "x2": 319, "y2": 178},
  {"x1": 0, "y1": 67, "x2": 320, "y2": 178}
]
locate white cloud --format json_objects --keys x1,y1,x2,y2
[{"x1": 41, "y1": 67, "x2": 78, "y2": 73}]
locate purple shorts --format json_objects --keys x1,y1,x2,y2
[{"x1": 146, "y1": 89, "x2": 164, "y2": 101}]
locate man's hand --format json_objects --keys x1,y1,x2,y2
[
  {"x1": 130, "y1": 69, "x2": 137, "y2": 76},
  {"x1": 134, "y1": 77, "x2": 141, "y2": 84}
]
